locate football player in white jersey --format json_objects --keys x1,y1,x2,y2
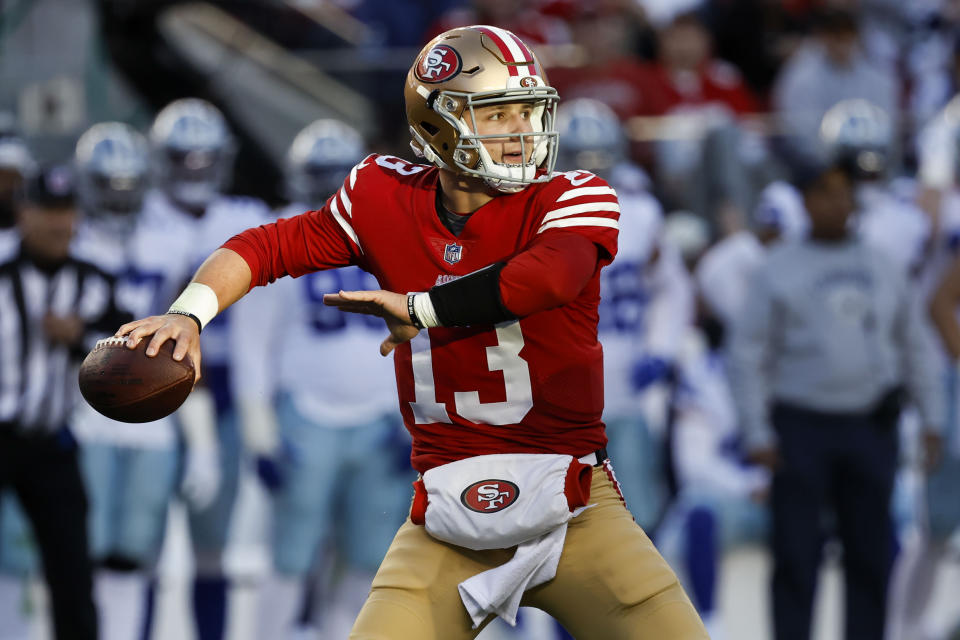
[
  {"x1": 70, "y1": 121, "x2": 224, "y2": 640},
  {"x1": 556, "y1": 98, "x2": 693, "y2": 533},
  {"x1": 239, "y1": 119, "x2": 414, "y2": 639},
  {"x1": 821, "y1": 99, "x2": 932, "y2": 278},
  {"x1": 143, "y1": 99, "x2": 271, "y2": 640},
  {"x1": 886, "y1": 100, "x2": 960, "y2": 640}
]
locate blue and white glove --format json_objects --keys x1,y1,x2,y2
[
  {"x1": 630, "y1": 356, "x2": 672, "y2": 392},
  {"x1": 239, "y1": 399, "x2": 288, "y2": 492}
]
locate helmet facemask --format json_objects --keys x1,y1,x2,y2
[{"x1": 420, "y1": 86, "x2": 559, "y2": 193}]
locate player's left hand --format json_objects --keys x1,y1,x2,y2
[{"x1": 324, "y1": 289, "x2": 420, "y2": 356}]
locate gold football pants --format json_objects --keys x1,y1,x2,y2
[{"x1": 350, "y1": 465, "x2": 708, "y2": 639}]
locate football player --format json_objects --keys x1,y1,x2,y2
[
  {"x1": 886, "y1": 98, "x2": 960, "y2": 640},
  {"x1": 144, "y1": 99, "x2": 271, "y2": 640},
  {"x1": 556, "y1": 97, "x2": 693, "y2": 530},
  {"x1": 70, "y1": 121, "x2": 223, "y2": 640},
  {"x1": 820, "y1": 99, "x2": 932, "y2": 279},
  {"x1": 117, "y1": 26, "x2": 708, "y2": 639},
  {"x1": 239, "y1": 119, "x2": 413, "y2": 639}
]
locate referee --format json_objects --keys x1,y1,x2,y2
[{"x1": 0, "y1": 166, "x2": 131, "y2": 640}]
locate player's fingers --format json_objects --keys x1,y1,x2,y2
[
  {"x1": 116, "y1": 316, "x2": 158, "y2": 339},
  {"x1": 171, "y1": 334, "x2": 192, "y2": 362},
  {"x1": 124, "y1": 322, "x2": 159, "y2": 349},
  {"x1": 380, "y1": 335, "x2": 398, "y2": 357},
  {"x1": 334, "y1": 289, "x2": 381, "y2": 303},
  {"x1": 144, "y1": 329, "x2": 172, "y2": 357},
  {"x1": 328, "y1": 299, "x2": 386, "y2": 316},
  {"x1": 323, "y1": 291, "x2": 380, "y2": 307}
]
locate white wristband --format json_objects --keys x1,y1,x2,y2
[
  {"x1": 168, "y1": 282, "x2": 219, "y2": 330},
  {"x1": 413, "y1": 292, "x2": 441, "y2": 328}
]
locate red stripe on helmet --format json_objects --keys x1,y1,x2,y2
[
  {"x1": 507, "y1": 32, "x2": 538, "y2": 75},
  {"x1": 475, "y1": 26, "x2": 519, "y2": 76}
]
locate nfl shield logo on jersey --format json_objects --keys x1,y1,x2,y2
[{"x1": 443, "y1": 243, "x2": 463, "y2": 265}]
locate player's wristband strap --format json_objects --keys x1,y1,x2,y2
[
  {"x1": 168, "y1": 282, "x2": 219, "y2": 330},
  {"x1": 166, "y1": 309, "x2": 203, "y2": 334},
  {"x1": 407, "y1": 294, "x2": 425, "y2": 330},
  {"x1": 408, "y1": 292, "x2": 441, "y2": 329}
]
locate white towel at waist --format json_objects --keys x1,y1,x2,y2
[{"x1": 411, "y1": 453, "x2": 593, "y2": 627}]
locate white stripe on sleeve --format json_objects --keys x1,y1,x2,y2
[
  {"x1": 556, "y1": 186, "x2": 618, "y2": 202},
  {"x1": 338, "y1": 187, "x2": 353, "y2": 217},
  {"x1": 541, "y1": 201, "x2": 620, "y2": 224},
  {"x1": 538, "y1": 217, "x2": 620, "y2": 234},
  {"x1": 330, "y1": 197, "x2": 363, "y2": 253}
]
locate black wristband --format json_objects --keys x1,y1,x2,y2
[
  {"x1": 428, "y1": 262, "x2": 515, "y2": 327},
  {"x1": 166, "y1": 309, "x2": 203, "y2": 334},
  {"x1": 407, "y1": 293, "x2": 425, "y2": 329}
]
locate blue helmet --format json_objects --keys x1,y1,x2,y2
[
  {"x1": 819, "y1": 99, "x2": 893, "y2": 180},
  {"x1": 75, "y1": 122, "x2": 150, "y2": 218},
  {"x1": 285, "y1": 119, "x2": 366, "y2": 209},
  {"x1": 555, "y1": 98, "x2": 626, "y2": 176},
  {"x1": 150, "y1": 98, "x2": 234, "y2": 209}
]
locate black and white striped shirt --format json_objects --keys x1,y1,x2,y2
[{"x1": 0, "y1": 247, "x2": 131, "y2": 433}]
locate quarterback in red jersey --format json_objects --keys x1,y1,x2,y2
[{"x1": 117, "y1": 25, "x2": 707, "y2": 640}]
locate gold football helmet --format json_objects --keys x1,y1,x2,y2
[{"x1": 405, "y1": 25, "x2": 560, "y2": 193}]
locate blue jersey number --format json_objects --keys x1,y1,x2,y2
[
  {"x1": 303, "y1": 268, "x2": 382, "y2": 333},
  {"x1": 598, "y1": 259, "x2": 649, "y2": 334}
]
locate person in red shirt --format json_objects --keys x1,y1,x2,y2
[
  {"x1": 546, "y1": 3, "x2": 656, "y2": 121},
  {"x1": 115, "y1": 25, "x2": 707, "y2": 640},
  {"x1": 424, "y1": 0, "x2": 572, "y2": 47},
  {"x1": 645, "y1": 11, "x2": 758, "y2": 117}
]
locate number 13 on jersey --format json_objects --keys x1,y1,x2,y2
[{"x1": 408, "y1": 321, "x2": 533, "y2": 425}]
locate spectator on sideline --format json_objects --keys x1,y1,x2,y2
[{"x1": 728, "y1": 162, "x2": 943, "y2": 640}]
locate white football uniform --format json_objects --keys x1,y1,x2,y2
[
  {"x1": 597, "y1": 164, "x2": 693, "y2": 530},
  {"x1": 599, "y1": 164, "x2": 693, "y2": 419},
  {"x1": 856, "y1": 183, "x2": 931, "y2": 279}
]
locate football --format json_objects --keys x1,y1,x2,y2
[{"x1": 78, "y1": 336, "x2": 194, "y2": 423}]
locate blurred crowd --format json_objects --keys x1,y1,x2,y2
[{"x1": 3, "y1": 0, "x2": 960, "y2": 639}]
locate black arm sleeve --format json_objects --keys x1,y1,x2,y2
[{"x1": 427, "y1": 262, "x2": 516, "y2": 327}]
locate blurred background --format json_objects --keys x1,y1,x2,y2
[{"x1": 4, "y1": 0, "x2": 960, "y2": 639}]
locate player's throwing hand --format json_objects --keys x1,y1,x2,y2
[
  {"x1": 323, "y1": 289, "x2": 419, "y2": 356},
  {"x1": 116, "y1": 313, "x2": 203, "y2": 382}
]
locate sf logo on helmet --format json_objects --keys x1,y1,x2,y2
[
  {"x1": 416, "y1": 44, "x2": 462, "y2": 83},
  {"x1": 460, "y1": 479, "x2": 520, "y2": 513}
]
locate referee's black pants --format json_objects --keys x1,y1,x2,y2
[
  {"x1": 770, "y1": 403, "x2": 898, "y2": 640},
  {"x1": 0, "y1": 427, "x2": 97, "y2": 640}
]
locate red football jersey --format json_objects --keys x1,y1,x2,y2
[{"x1": 226, "y1": 154, "x2": 620, "y2": 473}]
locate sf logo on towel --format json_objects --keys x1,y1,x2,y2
[{"x1": 461, "y1": 479, "x2": 520, "y2": 513}]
